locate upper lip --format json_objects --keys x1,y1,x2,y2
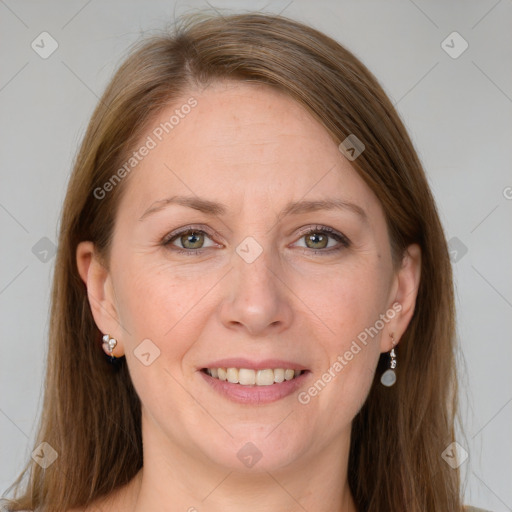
[{"x1": 200, "y1": 358, "x2": 309, "y2": 371}]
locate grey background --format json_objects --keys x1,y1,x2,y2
[{"x1": 1, "y1": 0, "x2": 511, "y2": 510}]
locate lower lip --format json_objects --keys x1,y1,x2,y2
[{"x1": 199, "y1": 370, "x2": 310, "y2": 404}]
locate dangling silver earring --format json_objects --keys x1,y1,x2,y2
[
  {"x1": 102, "y1": 333, "x2": 118, "y2": 363},
  {"x1": 380, "y1": 333, "x2": 397, "y2": 387}
]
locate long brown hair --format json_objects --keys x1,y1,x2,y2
[{"x1": 2, "y1": 12, "x2": 463, "y2": 511}]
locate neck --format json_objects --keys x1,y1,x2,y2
[
  {"x1": 132, "y1": 469, "x2": 357, "y2": 512},
  {"x1": 124, "y1": 415, "x2": 358, "y2": 512}
]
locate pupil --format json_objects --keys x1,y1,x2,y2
[
  {"x1": 307, "y1": 233, "x2": 327, "y2": 249},
  {"x1": 183, "y1": 231, "x2": 203, "y2": 249}
]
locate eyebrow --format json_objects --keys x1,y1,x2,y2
[{"x1": 138, "y1": 195, "x2": 368, "y2": 223}]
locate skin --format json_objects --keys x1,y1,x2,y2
[{"x1": 77, "y1": 80, "x2": 421, "y2": 512}]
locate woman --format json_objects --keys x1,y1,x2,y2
[{"x1": 2, "y1": 12, "x2": 488, "y2": 512}]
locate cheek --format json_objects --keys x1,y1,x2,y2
[
  {"x1": 112, "y1": 258, "x2": 216, "y2": 419},
  {"x1": 113, "y1": 255, "x2": 218, "y2": 340},
  {"x1": 299, "y1": 256, "x2": 390, "y2": 408},
  {"x1": 301, "y1": 254, "x2": 391, "y2": 342}
]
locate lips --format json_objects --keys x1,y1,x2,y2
[{"x1": 198, "y1": 358, "x2": 310, "y2": 404}]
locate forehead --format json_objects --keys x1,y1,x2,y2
[{"x1": 117, "y1": 80, "x2": 381, "y2": 221}]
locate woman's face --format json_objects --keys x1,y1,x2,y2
[{"x1": 79, "y1": 80, "x2": 420, "y2": 473}]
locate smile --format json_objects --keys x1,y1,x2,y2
[{"x1": 202, "y1": 367, "x2": 303, "y2": 386}]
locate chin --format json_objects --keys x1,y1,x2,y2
[{"x1": 196, "y1": 427, "x2": 308, "y2": 473}]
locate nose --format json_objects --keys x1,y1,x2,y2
[{"x1": 218, "y1": 240, "x2": 294, "y2": 337}]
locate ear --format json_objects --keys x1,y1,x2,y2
[
  {"x1": 381, "y1": 243, "x2": 421, "y2": 352},
  {"x1": 76, "y1": 241, "x2": 124, "y2": 357}
]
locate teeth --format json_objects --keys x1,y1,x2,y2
[
  {"x1": 274, "y1": 368, "x2": 285, "y2": 383},
  {"x1": 256, "y1": 369, "x2": 274, "y2": 386},
  {"x1": 205, "y1": 367, "x2": 303, "y2": 386},
  {"x1": 239, "y1": 368, "x2": 256, "y2": 385},
  {"x1": 226, "y1": 367, "x2": 239, "y2": 384}
]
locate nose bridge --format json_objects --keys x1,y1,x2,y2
[
  {"x1": 236, "y1": 238, "x2": 276, "y2": 295},
  {"x1": 220, "y1": 234, "x2": 292, "y2": 335}
]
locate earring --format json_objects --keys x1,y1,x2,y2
[
  {"x1": 380, "y1": 333, "x2": 397, "y2": 387},
  {"x1": 102, "y1": 333, "x2": 118, "y2": 363}
]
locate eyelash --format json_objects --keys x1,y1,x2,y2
[{"x1": 162, "y1": 224, "x2": 350, "y2": 256}]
